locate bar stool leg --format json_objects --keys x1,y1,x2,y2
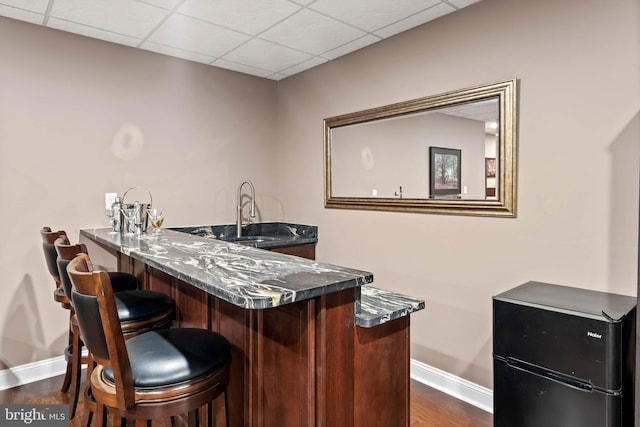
[
  {"x1": 60, "y1": 310, "x2": 74, "y2": 393},
  {"x1": 83, "y1": 355, "x2": 96, "y2": 427},
  {"x1": 68, "y1": 323, "x2": 83, "y2": 419},
  {"x1": 94, "y1": 403, "x2": 107, "y2": 427}
]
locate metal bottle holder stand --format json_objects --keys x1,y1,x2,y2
[{"x1": 122, "y1": 187, "x2": 153, "y2": 233}]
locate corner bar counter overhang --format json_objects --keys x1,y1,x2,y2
[{"x1": 81, "y1": 227, "x2": 424, "y2": 427}]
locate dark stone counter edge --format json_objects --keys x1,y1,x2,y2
[{"x1": 356, "y1": 286, "x2": 426, "y2": 328}]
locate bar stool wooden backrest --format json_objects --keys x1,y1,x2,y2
[
  {"x1": 67, "y1": 253, "x2": 232, "y2": 425},
  {"x1": 40, "y1": 227, "x2": 68, "y2": 302},
  {"x1": 67, "y1": 253, "x2": 134, "y2": 410}
]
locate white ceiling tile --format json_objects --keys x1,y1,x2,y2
[
  {"x1": 50, "y1": 0, "x2": 168, "y2": 39},
  {"x1": 374, "y1": 3, "x2": 455, "y2": 38},
  {"x1": 136, "y1": 0, "x2": 183, "y2": 10},
  {"x1": 178, "y1": 0, "x2": 301, "y2": 35},
  {"x1": 141, "y1": 41, "x2": 216, "y2": 64},
  {"x1": 448, "y1": 0, "x2": 482, "y2": 8},
  {"x1": 47, "y1": 17, "x2": 142, "y2": 47},
  {"x1": 310, "y1": 0, "x2": 439, "y2": 32},
  {"x1": 280, "y1": 56, "x2": 327, "y2": 75},
  {"x1": 260, "y1": 8, "x2": 365, "y2": 55},
  {"x1": 0, "y1": 5, "x2": 43, "y2": 24},
  {"x1": 0, "y1": 0, "x2": 49, "y2": 13},
  {"x1": 148, "y1": 13, "x2": 251, "y2": 58},
  {"x1": 223, "y1": 38, "x2": 313, "y2": 72},
  {"x1": 212, "y1": 59, "x2": 274, "y2": 78},
  {"x1": 321, "y1": 34, "x2": 380, "y2": 60}
]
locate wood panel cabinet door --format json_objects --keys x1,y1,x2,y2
[
  {"x1": 254, "y1": 302, "x2": 317, "y2": 426},
  {"x1": 354, "y1": 317, "x2": 410, "y2": 427},
  {"x1": 269, "y1": 243, "x2": 316, "y2": 260}
]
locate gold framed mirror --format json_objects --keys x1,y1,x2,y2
[{"x1": 324, "y1": 79, "x2": 518, "y2": 217}]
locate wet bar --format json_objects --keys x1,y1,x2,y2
[{"x1": 81, "y1": 227, "x2": 423, "y2": 427}]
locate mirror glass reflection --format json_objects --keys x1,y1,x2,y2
[
  {"x1": 324, "y1": 79, "x2": 517, "y2": 217},
  {"x1": 330, "y1": 98, "x2": 499, "y2": 200}
]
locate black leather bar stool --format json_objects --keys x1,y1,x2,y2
[
  {"x1": 54, "y1": 236, "x2": 175, "y2": 423},
  {"x1": 41, "y1": 226, "x2": 142, "y2": 419},
  {"x1": 67, "y1": 253, "x2": 231, "y2": 427},
  {"x1": 41, "y1": 227, "x2": 141, "y2": 391}
]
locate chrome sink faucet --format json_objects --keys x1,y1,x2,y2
[{"x1": 236, "y1": 180, "x2": 256, "y2": 238}]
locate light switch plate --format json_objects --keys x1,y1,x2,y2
[{"x1": 105, "y1": 192, "x2": 118, "y2": 209}]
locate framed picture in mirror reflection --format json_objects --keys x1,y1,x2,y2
[
  {"x1": 429, "y1": 147, "x2": 461, "y2": 197},
  {"x1": 485, "y1": 158, "x2": 496, "y2": 178}
]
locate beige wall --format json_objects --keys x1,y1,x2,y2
[
  {"x1": 0, "y1": 18, "x2": 279, "y2": 368},
  {"x1": 277, "y1": 0, "x2": 640, "y2": 388}
]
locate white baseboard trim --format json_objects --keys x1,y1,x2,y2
[
  {"x1": 0, "y1": 351, "x2": 88, "y2": 391},
  {"x1": 410, "y1": 358, "x2": 493, "y2": 414},
  {"x1": 0, "y1": 356, "x2": 68, "y2": 391}
]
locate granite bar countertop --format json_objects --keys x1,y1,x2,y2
[
  {"x1": 357, "y1": 286, "x2": 426, "y2": 328},
  {"x1": 81, "y1": 227, "x2": 371, "y2": 310},
  {"x1": 170, "y1": 222, "x2": 317, "y2": 249}
]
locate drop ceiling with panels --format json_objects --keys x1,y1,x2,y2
[{"x1": 0, "y1": 0, "x2": 480, "y2": 80}]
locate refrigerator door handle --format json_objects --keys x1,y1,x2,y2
[{"x1": 506, "y1": 357, "x2": 595, "y2": 392}]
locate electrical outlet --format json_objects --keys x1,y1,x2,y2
[{"x1": 105, "y1": 192, "x2": 118, "y2": 209}]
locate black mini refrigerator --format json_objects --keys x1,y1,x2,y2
[{"x1": 493, "y1": 281, "x2": 636, "y2": 427}]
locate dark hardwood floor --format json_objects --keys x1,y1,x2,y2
[
  {"x1": 409, "y1": 380, "x2": 492, "y2": 427},
  {"x1": 0, "y1": 374, "x2": 492, "y2": 426}
]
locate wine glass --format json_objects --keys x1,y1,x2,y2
[
  {"x1": 121, "y1": 206, "x2": 138, "y2": 234},
  {"x1": 104, "y1": 208, "x2": 116, "y2": 231},
  {"x1": 147, "y1": 208, "x2": 164, "y2": 234}
]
